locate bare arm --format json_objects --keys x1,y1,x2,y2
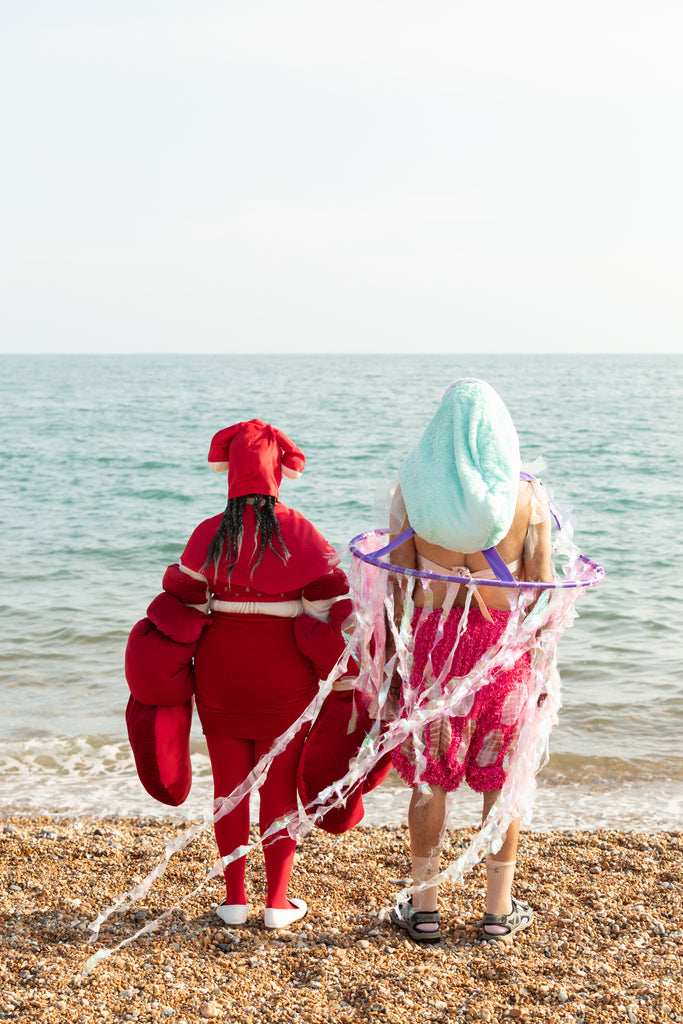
[
  {"x1": 385, "y1": 486, "x2": 417, "y2": 700},
  {"x1": 522, "y1": 480, "x2": 554, "y2": 584},
  {"x1": 521, "y1": 482, "x2": 555, "y2": 707}
]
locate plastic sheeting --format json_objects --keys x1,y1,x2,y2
[{"x1": 83, "y1": 487, "x2": 603, "y2": 974}]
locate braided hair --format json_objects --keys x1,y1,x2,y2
[{"x1": 205, "y1": 494, "x2": 289, "y2": 578}]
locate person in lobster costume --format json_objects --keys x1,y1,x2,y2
[{"x1": 127, "y1": 419, "x2": 369, "y2": 930}]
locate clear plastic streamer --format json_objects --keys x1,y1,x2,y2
[{"x1": 84, "y1": 489, "x2": 602, "y2": 973}]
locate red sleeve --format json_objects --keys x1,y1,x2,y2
[
  {"x1": 163, "y1": 563, "x2": 210, "y2": 605},
  {"x1": 301, "y1": 565, "x2": 350, "y2": 602}
]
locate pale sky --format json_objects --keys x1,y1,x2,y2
[{"x1": 1, "y1": 1, "x2": 681, "y2": 354}]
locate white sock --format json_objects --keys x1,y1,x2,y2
[
  {"x1": 486, "y1": 858, "x2": 516, "y2": 917},
  {"x1": 412, "y1": 853, "x2": 440, "y2": 915}
]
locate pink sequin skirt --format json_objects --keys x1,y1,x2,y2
[{"x1": 391, "y1": 606, "x2": 532, "y2": 793}]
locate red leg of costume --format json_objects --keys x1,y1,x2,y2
[
  {"x1": 255, "y1": 727, "x2": 307, "y2": 909},
  {"x1": 206, "y1": 735, "x2": 254, "y2": 906},
  {"x1": 206, "y1": 728, "x2": 308, "y2": 910}
]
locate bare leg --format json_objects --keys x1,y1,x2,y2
[
  {"x1": 482, "y1": 790, "x2": 520, "y2": 863},
  {"x1": 408, "y1": 785, "x2": 447, "y2": 914},
  {"x1": 482, "y1": 789, "x2": 520, "y2": 921}
]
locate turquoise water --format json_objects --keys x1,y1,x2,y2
[{"x1": 1, "y1": 353, "x2": 681, "y2": 829}]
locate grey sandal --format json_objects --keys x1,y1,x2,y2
[
  {"x1": 390, "y1": 898, "x2": 441, "y2": 944},
  {"x1": 482, "y1": 898, "x2": 534, "y2": 943}
]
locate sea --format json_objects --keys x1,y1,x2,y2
[{"x1": 1, "y1": 353, "x2": 681, "y2": 833}]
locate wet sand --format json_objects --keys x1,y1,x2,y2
[{"x1": 1, "y1": 815, "x2": 681, "y2": 1023}]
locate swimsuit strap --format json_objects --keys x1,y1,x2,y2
[
  {"x1": 376, "y1": 530, "x2": 515, "y2": 586},
  {"x1": 416, "y1": 554, "x2": 495, "y2": 621}
]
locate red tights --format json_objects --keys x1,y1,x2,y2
[{"x1": 206, "y1": 729, "x2": 306, "y2": 910}]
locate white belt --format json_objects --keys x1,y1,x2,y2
[{"x1": 210, "y1": 598, "x2": 304, "y2": 617}]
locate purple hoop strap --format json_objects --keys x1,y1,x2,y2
[
  {"x1": 372, "y1": 528, "x2": 415, "y2": 559},
  {"x1": 481, "y1": 547, "x2": 516, "y2": 584}
]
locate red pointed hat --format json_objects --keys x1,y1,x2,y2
[{"x1": 207, "y1": 419, "x2": 305, "y2": 498}]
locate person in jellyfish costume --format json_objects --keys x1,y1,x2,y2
[
  {"x1": 341, "y1": 378, "x2": 603, "y2": 948},
  {"x1": 378, "y1": 379, "x2": 553, "y2": 942}
]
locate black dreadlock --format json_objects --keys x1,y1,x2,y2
[{"x1": 205, "y1": 494, "x2": 289, "y2": 579}]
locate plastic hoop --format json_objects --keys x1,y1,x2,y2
[{"x1": 349, "y1": 529, "x2": 605, "y2": 591}]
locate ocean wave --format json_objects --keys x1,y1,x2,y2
[{"x1": 0, "y1": 734, "x2": 681, "y2": 831}]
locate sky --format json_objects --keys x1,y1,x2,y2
[{"x1": 1, "y1": 1, "x2": 682, "y2": 355}]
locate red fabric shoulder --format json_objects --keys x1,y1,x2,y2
[
  {"x1": 180, "y1": 515, "x2": 222, "y2": 576},
  {"x1": 180, "y1": 504, "x2": 340, "y2": 595}
]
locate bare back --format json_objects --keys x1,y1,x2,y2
[{"x1": 390, "y1": 479, "x2": 553, "y2": 611}]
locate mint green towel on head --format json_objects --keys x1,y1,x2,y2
[{"x1": 399, "y1": 379, "x2": 521, "y2": 553}]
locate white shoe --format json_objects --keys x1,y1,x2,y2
[
  {"x1": 264, "y1": 898, "x2": 308, "y2": 929},
  {"x1": 216, "y1": 902, "x2": 249, "y2": 926}
]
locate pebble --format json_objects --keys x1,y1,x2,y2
[
  {"x1": 200, "y1": 1002, "x2": 222, "y2": 1019},
  {"x1": 0, "y1": 818, "x2": 681, "y2": 1024}
]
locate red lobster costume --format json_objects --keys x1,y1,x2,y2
[{"x1": 125, "y1": 419, "x2": 389, "y2": 920}]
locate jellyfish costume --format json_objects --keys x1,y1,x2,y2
[
  {"x1": 344, "y1": 379, "x2": 604, "y2": 896},
  {"x1": 389, "y1": 377, "x2": 538, "y2": 793}
]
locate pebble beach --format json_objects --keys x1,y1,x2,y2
[{"x1": 1, "y1": 816, "x2": 681, "y2": 1024}]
